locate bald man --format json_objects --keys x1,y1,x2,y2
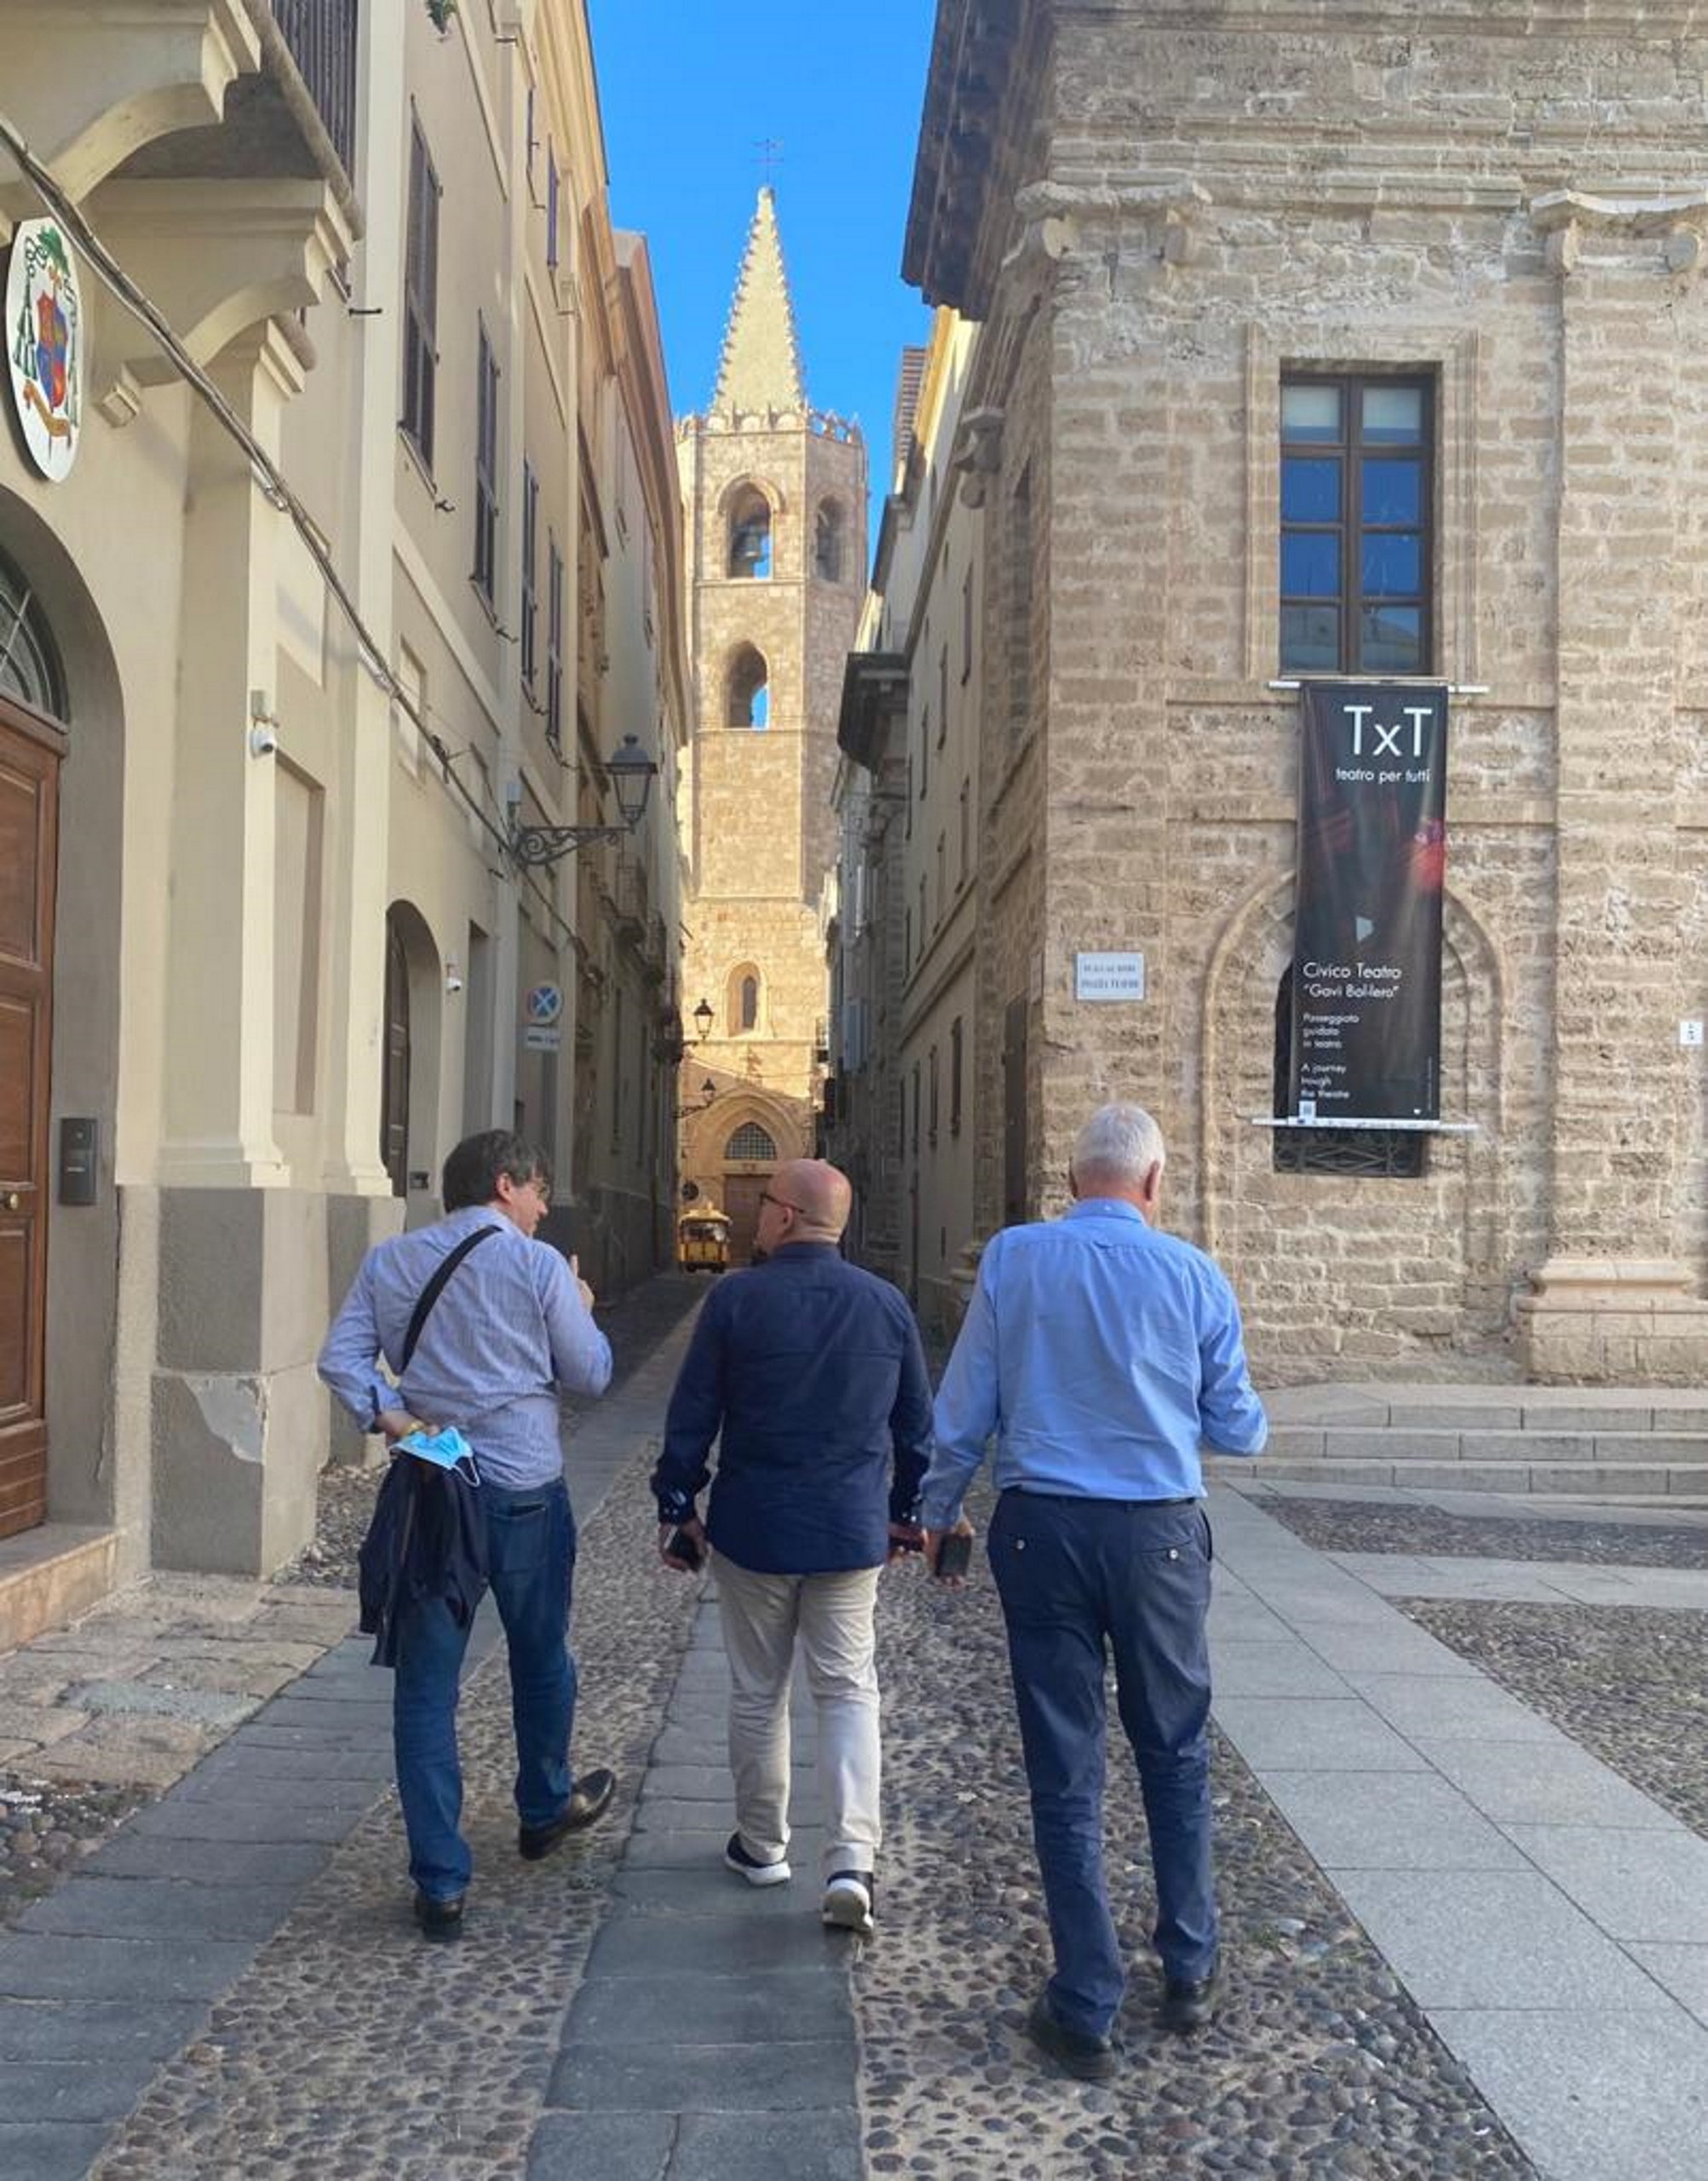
[{"x1": 652, "y1": 1159, "x2": 932, "y2": 1937}]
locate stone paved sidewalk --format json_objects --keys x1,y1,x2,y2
[{"x1": 3, "y1": 1305, "x2": 1707, "y2": 2179}]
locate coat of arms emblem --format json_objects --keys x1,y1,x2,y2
[{"x1": 7, "y1": 217, "x2": 83, "y2": 482}]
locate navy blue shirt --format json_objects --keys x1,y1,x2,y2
[{"x1": 653, "y1": 1243, "x2": 933, "y2": 1574}]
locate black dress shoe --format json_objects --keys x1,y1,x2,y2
[
  {"x1": 1159, "y1": 1971, "x2": 1219, "y2": 2033},
  {"x1": 518, "y1": 1766, "x2": 617, "y2": 1859},
  {"x1": 413, "y1": 1890, "x2": 465, "y2": 1942},
  {"x1": 1025, "y1": 1993, "x2": 1117, "y2": 2082}
]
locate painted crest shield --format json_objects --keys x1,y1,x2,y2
[{"x1": 6, "y1": 217, "x2": 83, "y2": 482}]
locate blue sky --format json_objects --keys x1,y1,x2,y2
[{"x1": 588, "y1": 0, "x2": 937, "y2": 536}]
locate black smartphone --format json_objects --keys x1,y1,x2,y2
[
  {"x1": 665, "y1": 1525, "x2": 704, "y2": 1571},
  {"x1": 934, "y1": 1531, "x2": 973, "y2": 1580}
]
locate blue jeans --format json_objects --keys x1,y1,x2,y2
[
  {"x1": 987, "y1": 1490, "x2": 1216, "y2": 2039},
  {"x1": 393, "y1": 1476, "x2": 578, "y2": 1901}
]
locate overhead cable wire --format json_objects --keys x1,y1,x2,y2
[{"x1": 0, "y1": 105, "x2": 588, "y2": 949}]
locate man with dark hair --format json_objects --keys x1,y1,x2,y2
[
  {"x1": 653, "y1": 1158, "x2": 932, "y2": 1938},
  {"x1": 319, "y1": 1129, "x2": 615, "y2": 1939}
]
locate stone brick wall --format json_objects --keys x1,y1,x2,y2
[
  {"x1": 676, "y1": 408, "x2": 865, "y2": 1213},
  {"x1": 915, "y1": 0, "x2": 1708, "y2": 1380}
]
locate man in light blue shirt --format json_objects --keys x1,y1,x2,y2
[
  {"x1": 923, "y1": 1102, "x2": 1265, "y2": 2076},
  {"x1": 319, "y1": 1130, "x2": 615, "y2": 1939}
]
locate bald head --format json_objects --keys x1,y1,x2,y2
[{"x1": 772, "y1": 1159, "x2": 852, "y2": 1241}]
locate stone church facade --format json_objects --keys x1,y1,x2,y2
[
  {"x1": 877, "y1": 0, "x2": 1708, "y2": 1384},
  {"x1": 676, "y1": 191, "x2": 866, "y2": 1263}
]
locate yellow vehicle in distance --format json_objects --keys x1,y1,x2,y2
[{"x1": 677, "y1": 1206, "x2": 731, "y2": 1274}]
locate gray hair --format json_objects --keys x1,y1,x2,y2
[{"x1": 1072, "y1": 1102, "x2": 1165, "y2": 1191}]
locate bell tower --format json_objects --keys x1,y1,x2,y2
[{"x1": 676, "y1": 188, "x2": 866, "y2": 1263}]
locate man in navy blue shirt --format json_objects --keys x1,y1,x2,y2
[
  {"x1": 925, "y1": 1103, "x2": 1266, "y2": 2075},
  {"x1": 653, "y1": 1159, "x2": 932, "y2": 1937}
]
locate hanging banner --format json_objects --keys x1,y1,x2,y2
[{"x1": 1289, "y1": 681, "x2": 1449, "y2": 1123}]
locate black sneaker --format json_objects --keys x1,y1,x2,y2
[
  {"x1": 518, "y1": 1766, "x2": 617, "y2": 1860},
  {"x1": 821, "y1": 1868, "x2": 876, "y2": 1936},
  {"x1": 1026, "y1": 1993, "x2": 1115, "y2": 2081},
  {"x1": 412, "y1": 1890, "x2": 465, "y2": 1942},
  {"x1": 723, "y1": 1831, "x2": 791, "y2": 1886}
]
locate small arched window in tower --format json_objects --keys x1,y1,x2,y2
[
  {"x1": 727, "y1": 645, "x2": 769, "y2": 729},
  {"x1": 727, "y1": 488, "x2": 773, "y2": 578},
  {"x1": 814, "y1": 500, "x2": 845, "y2": 583},
  {"x1": 726, "y1": 1121, "x2": 778, "y2": 1163},
  {"x1": 727, "y1": 963, "x2": 762, "y2": 1033}
]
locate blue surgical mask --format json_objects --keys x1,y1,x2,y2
[{"x1": 396, "y1": 1425, "x2": 480, "y2": 1485}]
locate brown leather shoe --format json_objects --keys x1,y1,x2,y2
[{"x1": 518, "y1": 1766, "x2": 616, "y2": 1859}]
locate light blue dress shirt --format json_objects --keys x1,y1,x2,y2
[
  {"x1": 318, "y1": 1205, "x2": 612, "y2": 1489},
  {"x1": 922, "y1": 1199, "x2": 1267, "y2": 1528}
]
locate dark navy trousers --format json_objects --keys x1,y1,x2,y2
[
  {"x1": 987, "y1": 1488, "x2": 1216, "y2": 2038},
  {"x1": 392, "y1": 1476, "x2": 578, "y2": 1902}
]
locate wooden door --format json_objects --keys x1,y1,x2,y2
[
  {"x1": 382, "y1": 916, "x2": 411, "y2": 1197},
  {"x1": 0, "y1": 702, "x2": 61, "y2": 1540},
  {"x1": 722, "y1": 1174, "x2": 766, "y2": 1266}
]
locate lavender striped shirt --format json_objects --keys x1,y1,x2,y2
[{"x1": 318, "y1": 1205, "x2": 612, "y2": 1489}]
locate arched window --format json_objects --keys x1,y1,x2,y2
[
  {"x1": 814, "y1": 500, "x2": 845, "y2": 584},
  {"x1": 0, "y1": 547, "x2": 67, "y2": 721},
  {"x1": 727, "y1": 487, "x2": 773, "y2": 578},
  {"x1": 726, "y1": 1122, "x2": 777, "y2": 1163},
  {"x1": 727, "y1": 963, "x2": 762, "y2": 1033},
  {"x1": 1271, "y1": 964, "x2": 1424, "y2": 1177},
  {"x1": 727, "y1": 645, "x2": 769, "y2": 729}
]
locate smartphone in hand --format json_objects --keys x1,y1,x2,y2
[
  {"x1": 665, "y1": 1525, "x2": 705, "y2": 1571},
  {"x1": 934, "y1": 1531, "x2": 973, "y2": 1580}
]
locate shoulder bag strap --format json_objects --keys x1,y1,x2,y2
[{"x1": 401, "y1": 1225, "x2": 501, "y2": 1371}]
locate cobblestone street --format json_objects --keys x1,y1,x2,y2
[{"x1": 2, "y1": 1278, "x2": 1706, "y2": 2179}]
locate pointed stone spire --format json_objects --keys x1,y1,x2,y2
[{"x1": 710, "y1": 187, "x2": 806, "y2": 416}]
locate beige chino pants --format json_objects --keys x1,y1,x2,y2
[{"x1": 711, "y1": 1551, "x2": 883, "y2": 1881}]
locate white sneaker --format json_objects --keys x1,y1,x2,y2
[
  {"x1": 724, "y1": 1831, "x2": 791, "y2": 1886},
  {"x1": 821, "y1": 1868, "x2": 876, "y2": 1936}
]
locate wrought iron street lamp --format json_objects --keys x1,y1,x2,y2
[
  {"x1": 691, "y1": 996, "x2": 715, "y2": 1041},
  {"x1": 508, "y1": 733, "x2": 658, "y2": 869},
  {"x1": 674, "y1": 1077, "x2": 717, "y2": 1120}
]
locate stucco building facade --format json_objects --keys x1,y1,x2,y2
[
  {"x1": 837, "y1": 0, "x2": 1708, "y2": 1385},
  {"x1": 0, "y1": 0, "x2": 687, "y2": 1635},
  {"x1": 676, "y1": 189, "x2": 865, "y2": 1263}
]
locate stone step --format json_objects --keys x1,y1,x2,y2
[
  {"x1": 1207, "y1": 1454, "x2": 1708, "y2": 1498},
  {"x1": 1262, "y1": 1384, "x2": 1708, "y2": 1435},
  {"x1": 1262, "y1": 1425, "x2": 1708, "y2": 1465},
  {"x1": 0, "y1": 1524, "x2": 120, "y2": 1655}
]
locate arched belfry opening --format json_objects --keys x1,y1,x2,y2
[
  {"x1": 727, "y1": 645, "x2": 769, "y2": 729},
  {"x1": 727, "y1": 487, "x2": 773, "y2": 578},
  {"x1": 814, "y1": 500, "x2": 845, "y2": 583}
]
